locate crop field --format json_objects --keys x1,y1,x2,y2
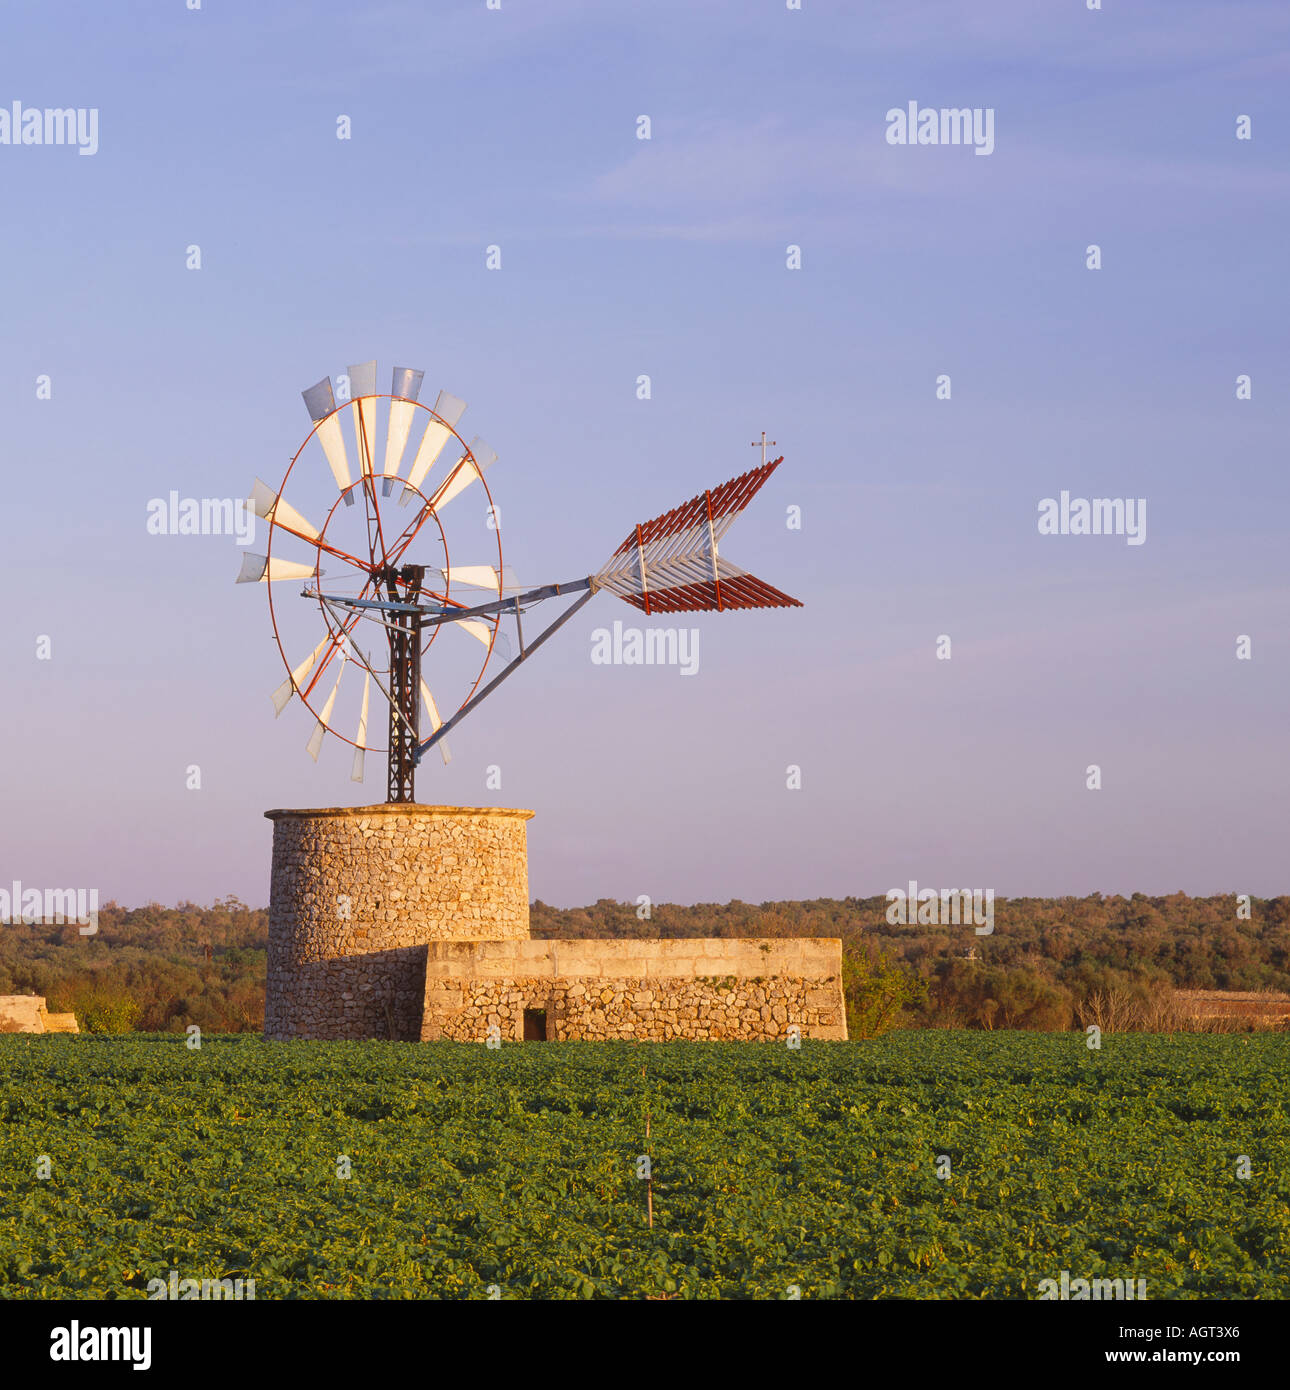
[{"x1": 0, "y1": 1032, "x2": 1286, "y2": 1299}]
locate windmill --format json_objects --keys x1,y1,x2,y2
[{"x1": 238, "y1": 360, "x2": 801, "y2": 802}]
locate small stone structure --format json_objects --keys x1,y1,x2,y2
[
  {"x1": 0, "y1": 996, "x2": 79, "y2": 1034},
  {"x1": 421, "y1": 938, "x2": 844, "y2": 1041},
  {"x1": 264, "y1": 805, "x2": 847, "y2": 1042}
]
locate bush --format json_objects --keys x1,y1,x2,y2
[
  {"x1": 842, "y1": 945, "x2": 927, "y2": 1038},
  {"x1": 61, "y1": 987, "x2": 141, "y2": 1034}
]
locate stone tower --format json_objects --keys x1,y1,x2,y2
[{"x1": 264, "y1": 805, "x2": 532, "y2": 1040}]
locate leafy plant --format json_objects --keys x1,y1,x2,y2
[
  {"x1": 842, "y1": 946, "x2": 927, "y2": 1039},
  {"x1": 0, "y1": 1033, "x2": 1285, "y2": 1300}
]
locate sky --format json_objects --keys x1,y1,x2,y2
[{"x1": 1, "y1": 0, "x2": 1287, "y2": 909}]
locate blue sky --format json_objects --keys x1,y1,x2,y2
[{"x1": 1, "y1": 0, "x2": 1287, "y2": 907}]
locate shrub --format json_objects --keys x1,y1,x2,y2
[{"x1": 842, "y1": 945, "x2": 927, "y2": 1038}]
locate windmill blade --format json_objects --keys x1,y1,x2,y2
[
  {"x1": 399, "y1": 390, "x2": 467, "y2": 505},
  {"x1": 351, "y1": 670, "x2": 371, "y2": 782},
  {"x1": 348, "y1": 361, "x2": 378, "y2": 477},
  {"x1": 382, "y1": 367, "x2": 425, "y2": 495},
  {"x1": 306, "y1": 651, "x2": 347, "y2": 762},
  {"x1": 452, "y1": 617, "x2": 494, "y2": 647},
  {"x1": 419, "y1": 677, "x2": 451, "y2": 765},
  {"x1": 435, "y1": 564, "x2": 514, "y2": 591},
  {"x1": 236, "y1": 553, "x2": 320, "y2": 584},
  {"x1": 273, "y1": 636, "x2": 331, "y2": 716},
  {"x1": 302, "y1": 377, "x2": 355, "y2": 504},
  {"x1": 425, "y1": 437, "x2": 497, "y2": 512},
  {"x1": 592, "y1": 457, "x2": 801, "y2": 612},
  {"x1": 249, "y1": 479, "x2": 320, "y2": 541},
  {"x1": 448, "y1": 617, "x2": 510, "y2": 660}
]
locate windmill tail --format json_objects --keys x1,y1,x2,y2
[{"x1": 593, "y1": 457, "x2": 803, "y2": 613}]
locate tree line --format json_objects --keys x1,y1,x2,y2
[{"x1": 1, "y1": 893, "x2": 1285, "y2": 1034}]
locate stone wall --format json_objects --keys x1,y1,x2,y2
[
  {"x1": 0, "y1": 996, "x2": 45, "y2": 1033},
  {"x1": 0, "y1": 996, "x2": 79, "y2": 1034},
  {"x1": 420, "y1": 939, "x2": 847, "y2": 1041},
  {"x1": 264, "y1": 805, "x2": 533, "y2": 1040},
  {"x1": 270, "y1": 947, "x2": 428, "y2": 1041}
]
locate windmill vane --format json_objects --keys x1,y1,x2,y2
[{"x1": 239, "y1": 360, "x2": 801, "y2": 803}]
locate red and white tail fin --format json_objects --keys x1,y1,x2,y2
[{"x1": 594, "y1": 458, "x2": 802, "y2": 614}]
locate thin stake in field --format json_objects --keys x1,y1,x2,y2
[{"x1": 643, "y1": 1064, "x2": 653, "y2": 1230}]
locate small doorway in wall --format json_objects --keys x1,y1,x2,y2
[{"x1": 523, "y1": 1008, "x2": 548, "y2": 1041}]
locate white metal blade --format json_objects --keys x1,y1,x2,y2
[
  {"x1": 236, "y1": 553, "x2": 319, "y2": 584},
  {"x1": 440, "y1": 564, "x2": 502, "y2": 590},
  {"x1": 452, "y1": 617, "x2": 493, "y2": 647},
  {"x1": 432, "y1": 389, "x2": 467, "y2": 429},
  {"x1": 351, "y1": 670, "x2": 371, "y2": 781},
  {"x1": 399, "y1": 390, "x2": 466, "y2": 505},
  {"x1": 316, "y1": 415, "x2": 353, "y2": 498},
  {"x1": 420, "y1": 677, "x2": 452, "y2": 766},
  {"x1": 420, "y1": 676, "x2": 443, "y2": 731},
  {"x1": 249, "y1": 479, "x2": 320, "y2": 541},
  {"x1": 348, "y1": 361, "x2": 377, "y2": 477},
  {"x1": 273, "y1": 636, "x2": 331, "y2": 716},
  {"x1": 391, "y1": 366, "x2": 425, "y2": 402},
  {"x1": 305, "y1": 721, "x2": 326, "y2": 762},
  {"x1": 400, "y1": 422, "x2": 452, "y2": 502},
  {"x1": 303, "y1": 377, "x2": 353, "y2": 500},
  {"x1": 306, "y1": 653, "x2": 347, "y2": 762},
  {"x1": 382, "y1": 367, "x2": 424, "y2": 495},
  {"x1": 426, "y1": 437, "x2": 497, "y2": 512},
  {"x1": 383, "y1": 400, "x2": 417, "y2": 485},
  {"x1": 302, "y1": 378, "x2": 334, "y2": 420},
  {"x1": 248, "y1": 478, "x2": 278, "y2": 520}
]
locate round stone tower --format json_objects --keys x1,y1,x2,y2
[{"x1": 263, "y1": 804, "x2": 534, "y2": 1041}]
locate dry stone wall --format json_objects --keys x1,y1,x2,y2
[
  {"x1": 265, "y1": 806, "x2": 533, "y2": 1040},
  {"x1": 420, "y1": 939, "x2": 847, "y2": 1041},
  {"x1": 273, "y1": 948, "x2": 428, "y2": 1041}
]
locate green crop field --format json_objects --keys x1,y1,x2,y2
[{"x1": 0, "y1": 1032, "x2": 1286, "y2": 1299}]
